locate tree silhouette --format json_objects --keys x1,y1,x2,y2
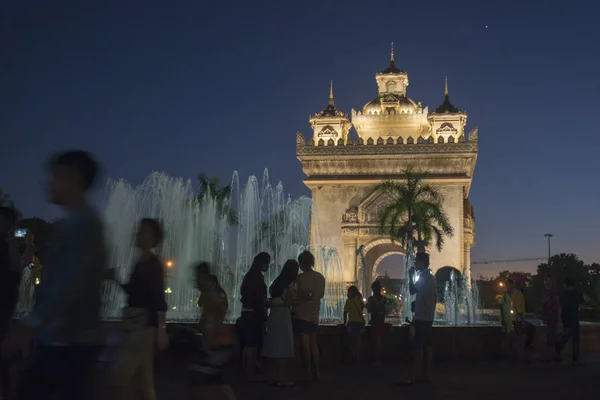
[
  {"x1": 0, "y1": 188, "x2": 22, "y2": 220},
  {"x1": 376, "y1": 168, "x2": 453, "y2": 253},
  {"x1": 197, "y1": 173, "x2": 238, "y2": 226}
]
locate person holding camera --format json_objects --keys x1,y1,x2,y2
[{"x1": 400, "y1": 252, "x2": 436, "y2": 386}]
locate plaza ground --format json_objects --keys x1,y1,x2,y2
[{"x1": 155, "y1": 352, "x2": 600, "y2": 400}]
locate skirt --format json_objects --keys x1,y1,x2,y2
[{"x1": 262, "y1": 307, "x2": 294, "y2": 359}]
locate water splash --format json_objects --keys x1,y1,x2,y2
[
  {"x1": 437, "y1": 270, "x2": 481, "y2": 325},
  {"x1": 102, "y1": 170, "x2": 345, "y2": 323}
]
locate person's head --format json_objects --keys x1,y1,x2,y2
[
  {"x1": 347, "y1": 285, "x2": 361, "y2": 299},
  {"x1": 251, "y1": 252, "x2": 271, "y2": 273},
  {"x1": 298, "y1": 250, "x2": 315, "y2": 272},
  {"x1": 505, "y1": 278, "x2": 515, "y2": 292},
  {"x1": 280, "y1": 259, "x2": 299, "y2": 283},
  {"x1": 135, "y1": 218, "x2": 164, "y2": 251},
  {"x1": 415, "y1": 252, "x2": 430, "y2": 272},
  {"x1": 194, "y1": 261, "x2": 211, "y2": 289},
  {"x1": 0, "y1": 207, "x2": 17, "y2": 235},
  {"x1": 47, "y1": 150, "x2": 99, "y2": 206},
  {"x1": 564, "y1": 277, "x2": 576, "y2": 290},
  {"x1": 371, "y1": 279, "x2": 382, "y2": 295},
  {"x1": 269, "y1": 259, "x2": 299, "y2": 298},
  {"x1": 544, "y1": 276, "x2": 555, "y2": 290}
]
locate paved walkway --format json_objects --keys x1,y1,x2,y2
[{"x1": 155, "y1": 354, "x2": 600, "y2": 399}]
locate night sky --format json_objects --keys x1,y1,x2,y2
[{"x1": 2, "y1": 1, "x2": 599, "y2": 278}]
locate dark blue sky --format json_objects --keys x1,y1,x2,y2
[{"x1": 2, "y1": 0, "x2": 599, "y2": 277}]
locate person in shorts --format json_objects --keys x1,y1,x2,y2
[
  {"x1": 239, "y1": 252, "x2": 270, "y2": 381},
  {"x1": 293, "y1": 250, "x2": 325, "y2": 382},
  {"x1": 400, "y1": 252, "x2": 436, "y2": 385},
  {"x1": 366, "y1": 280, "x2": 391, "y2": 365},
  {"x1": 189, "y1": 270, "x2": 235, "y2": 399},
  {"x1": 343, "y1": 285, "x2": 365, "y2": 364}
]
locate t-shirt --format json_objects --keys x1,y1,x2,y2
[
  {"x1": 293, "y1": 269, "x2": 325, "y2": 325},
  {"x1": 344, "y1": 297, "x2": 364, "y2": 323},
  {"x1": 560, "y1": 289, "x2": 584, "y2": 326},
  {"x1": 510, "y1": 290, "x2": 526, "y2": 321},
  {"x1": 23, "y1": 204, "x2": 107, "y2": 346},
  {"x1": 366, "y1": 294, "x2": 388, "y2": 325},
  {"x1": 413, "y1": 270, "x2": 436, "y2": 322},
  {"x1": 123, "y1": 255, "x2": 168, "y2": 327},
  {"x1": 240, "y1": 268, "x2": 267, "y2": 317}
]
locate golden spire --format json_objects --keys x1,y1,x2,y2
[
  {"x1": 390, "y1": 41, "x2": 395, "y2": 63},
  {"x1": 444, "y1": 76, "x2": 449, "y2": 96},
  {"x1": 328, "y1": 80, "x2": 334, "y2": 106}
]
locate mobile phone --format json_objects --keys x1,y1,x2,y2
[
  {"x1": 26, "y1": 262, "x2": 35, "y2": 270},
  {"x1": 14, "y1": 229, "x2": 26, "y2": 238}
]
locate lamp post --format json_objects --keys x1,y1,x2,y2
[{"x1": 544, "y1": 233, "x2": 553, "y2": 265}]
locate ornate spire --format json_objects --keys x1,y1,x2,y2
[
  {"x1": 311, "y1": 80, "x2": 347, "y2": 119},
  {"x1": 444, "y1": 76, "x2": 448, "y2": 96},
  {"x1": 434, "y1": 76, "x2": 461, "y2": 114},
  {"x1": 381, "y1": 42, "x2": 403, "y2": 74}
]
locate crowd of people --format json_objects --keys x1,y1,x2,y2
[
  {"x1": 501, "y1": 275, "x2": 585, "y2": 364},
  {"x1": 0, "y1": 149, "x2": 590, "y2": 399}
]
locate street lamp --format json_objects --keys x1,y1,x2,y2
[{"x1": 544, "y1": 234, "x2": 553, "y2": 264}]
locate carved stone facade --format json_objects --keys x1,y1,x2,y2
[{"x1": 297, "y1": 48, "x2": 478, "y2": 292}]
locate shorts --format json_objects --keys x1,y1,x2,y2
[
  {"x1": 412, "y1": 320, "x2": 433, "y2": 350},
  {"x1": 294, "y1": 318, "x2": 318, "y2": 334},
  {"x1": 239, "y1": 311, "x2": 264, "y2": 348},
  {"x1": 346, "y1": 322, "x2": 365, "y2": 337}
]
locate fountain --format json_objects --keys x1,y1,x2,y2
[
  {"x1": 437, "y1": 270, "x2": 481, "y2": 326},
  {"x1": 102, "y1": 170, "x2": 346, "y2": 323}
]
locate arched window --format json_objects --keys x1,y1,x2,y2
[{"x1": 386, "y1": 81, "x2": 396, "y2": 93}]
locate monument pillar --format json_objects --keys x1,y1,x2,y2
[{"x1": 463, "y1": 243, "x2": 472, "y2": 288}]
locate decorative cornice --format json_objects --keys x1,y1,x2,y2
[{"x1": 297, "y1": 142, "x2": 477, "y2": 156}]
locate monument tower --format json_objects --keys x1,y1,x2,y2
[{"x1": 296, "y1": 46, "x2": 478, "y2": 290}]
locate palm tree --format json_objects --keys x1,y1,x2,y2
[
  {"x1": 375, "y1": 168, "x2": 453, "y2": 316},
  {"x1": 376, "y1": 168, "x2": 453, "y2": 252},
  {"x1": 197, "y1": 173, "x2": 239, "y2": 226}
]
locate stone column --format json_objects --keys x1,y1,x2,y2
[
  {"x1": 342, "y1": 238, "x2": 359, "y2": 285},
  {"x1": 463, "y1": 243, "x2": 472, "y2": 289}
]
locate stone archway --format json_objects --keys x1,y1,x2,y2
[
  {"x1": 355, "y1": 238, "x2": 405, "y2": 298},
  {"x1": 372, "y1": 251, "x2": 404, "y2": 279}
]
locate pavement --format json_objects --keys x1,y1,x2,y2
[{"x1": 155, "y1": 353, "x2": 600, "y2": 400}]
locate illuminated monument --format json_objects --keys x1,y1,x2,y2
[{"x1": 296, "y1": 45, "x2": 478, "y2": 290}]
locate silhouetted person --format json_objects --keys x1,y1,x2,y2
[
  {"x1": 366, "y1": 280, "x2": 390, "y2": 365},
  {"x1": 107, "y1": 218, "x2": 169, "y2": 400},
  {"x1": 293, "y1": 250, "x2": 325, "y2": 382},
  {"x1": 262, "y1": 259, "x2": 298, "y2": 386},
  {"x1": 555, "y1": 277, "x2": 585, "y2": 363},
  {"x1": 239, "y1": 252, "x2": 270, "y2": 381},
  {"x1": 192, "y1": 272, "x2": 236, "y2": 400},
  {"x1": 541, "y1": 276, "x2": 560, "y2": 361},
  {"x1": 2, "y1": 150, "x2": 107, "y2": 400},
  {"x1": 506, "y1": 278, "x2": 526, "y2": 362},
  {"x1": 400, "y1": 252, "x2": 436, "y2": 385},
  {"x1": 343, "y1": 285, "x2": 365, "y2": 364},
  {"x1": 0, "y1": 207, "x2": 34, "y2": 398}
]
